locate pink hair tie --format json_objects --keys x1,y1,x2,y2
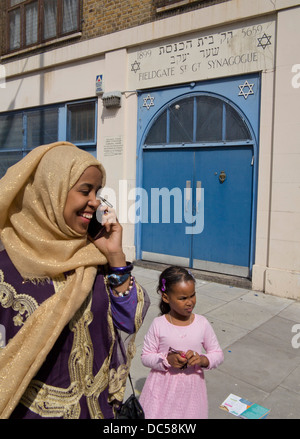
[{"x1": 161, "y1": 278, "x2": 166, "y2": 292}]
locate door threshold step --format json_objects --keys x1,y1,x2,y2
[{"x1": 133, "y1": 259, "x2": 252, "y2": 290}]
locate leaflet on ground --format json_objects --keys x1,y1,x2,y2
[{"x1": 220, "y1": 393, "x2": 270, "y2": 419}]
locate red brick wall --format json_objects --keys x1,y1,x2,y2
[
  {"x1": 81, "y1": 0, "x2": 230, "y2": 40},
  {"x1": 81, "y1": 0, "x2": 155, "y2": 39}
]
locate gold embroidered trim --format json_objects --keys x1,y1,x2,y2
[
  {"x1": 0, "y1": 269, "x2": 39, "y2": 326},
  {"x1": 20, "y1": 291, "x2": 97, "y2": 419},
  {"x1": 15, "y1": 276, "x2": 144, "y2": 419},
  {"x1": 20, "y1": 277, "x2": 128, "y2": 419},
  {"x1": 52, "y1": 274, "x2": 67, "y2": 293}
]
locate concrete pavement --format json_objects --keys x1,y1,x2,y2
[{"x1": 124, "y1": 263, "x2": 300, "y2": 419}]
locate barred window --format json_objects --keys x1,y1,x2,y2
[
  {"x1": 145, "y1": 95, "x2": 251, "y2": 145},
  {"x1": 26, "y1": 107, "x2": 59, "y2": 148},
  {"x1": 67, "y1": 101, "x2": 96, "y2": 145},
  {"x1": 7, "y1": 0, "x2": 80, "y2": 53},
  {"x1": 0, "y1": 99, "x2": 97, "y2": 178}
]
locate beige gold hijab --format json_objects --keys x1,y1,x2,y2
[{"x1": 0, "y1": 142, "x2": 107, "y2": 418}]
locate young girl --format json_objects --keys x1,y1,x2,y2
[{"x1": 139, "y1": 266, "x2": 224, "y2": 419}]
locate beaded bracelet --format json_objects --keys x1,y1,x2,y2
[
  {"x1": 108, "y1": 261, "x2": 133, "y2": 274},
  {"x1": 112, "y1": 276, "x2": 134, "y2": 297}
]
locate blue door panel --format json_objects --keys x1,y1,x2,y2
[
  {"x1": 141, "y1": 146, "x2": 253, "y2": 270},
  {"x1": 193, "y1": 147, "x2": 253, "y2": 268},
  {"x1": 142, "y1": 149, "x2": 192, "y2": 259}
]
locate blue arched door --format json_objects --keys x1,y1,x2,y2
[{"x1": 136, "y1": 75, "x2": 260, "y2": 278}]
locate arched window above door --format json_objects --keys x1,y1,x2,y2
[{"x1": 145, "y1": 94, "x2": 252, "y2": 145}]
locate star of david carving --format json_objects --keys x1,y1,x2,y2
[
  {"x1": 257, "y1": 33, "x2": 272, "y2": 50},
  {"x1": 238, "y1": 80, "x2": 254, "y2": 99},
  {"x1": 143, "y1": 94, "x2": 155, "y2": 110},
  {"x1": 131, "y1": 60, "x2": 140, "y2": 73}
]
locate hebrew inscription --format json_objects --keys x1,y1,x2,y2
[{"x1": 128, "y1": 18, "x2": 275, "y2": 89}]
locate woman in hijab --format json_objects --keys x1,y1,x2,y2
[{"x1": 0, "y1": 141, "x2": 149, "y2": 419}]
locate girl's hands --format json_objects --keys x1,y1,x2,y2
[
  {"x1": 167, "y1": 351, "x2": 187, "y2": 369},
  {"x1": 185, "y1": 350, "x2": 209, "y2": 368},
  {"x1": 167, "y1": 350, "x2": 209, "y2": 369}
]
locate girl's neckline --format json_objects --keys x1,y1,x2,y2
[{"x1": 164, "y1": 313, "x2": 195, "y2": 327}]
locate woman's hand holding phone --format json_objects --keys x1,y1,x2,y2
[{"x1": 89, "y1": 202, "x2": 126, "y2": 268}]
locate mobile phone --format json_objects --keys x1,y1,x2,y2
[
  {"x1": 88, "y1": 212, "x2": 105, "y2": 239},
  {"x1": 88, "y1": 197, "x2": 113, "y2": 239}
]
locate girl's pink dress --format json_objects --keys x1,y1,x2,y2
[{"x1": 139, "y1": 314, "x2": 224, "y2": 419}]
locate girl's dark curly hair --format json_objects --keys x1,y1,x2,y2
[{"x1": 157, "y1": 266, "x2": 195, "y2": 315}]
